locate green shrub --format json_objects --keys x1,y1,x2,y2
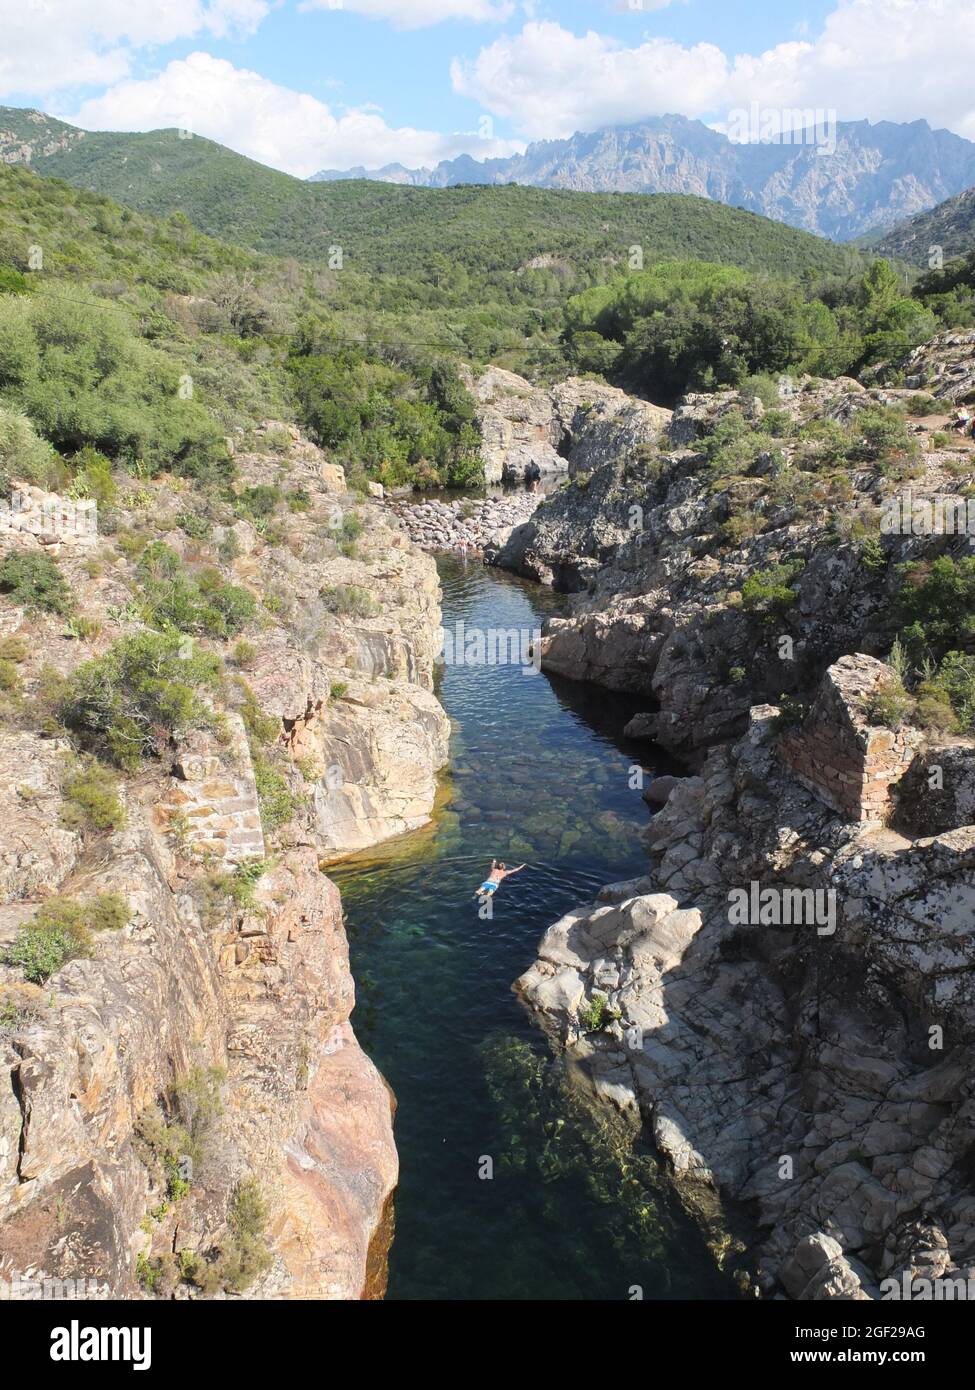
[
  {"x1": 772, "y1": 693, "x2": 808, "y2": 731},
  {"x1": 68, "y1": 447, "x2": 117, "y2": 508},
  {"x1": 116, "y1": 527, "x2": 150, "y2": 561},
  {"x1": 237, "y1": 679, "x2": 278, "y2": 745},
  {"x1": 137, "y1": 542, "x2": 256, "y2": 638},
  {"x1": 740, "y1": 373, "x2": 782, "y2": 408},
  {"x1": 741, "y1": 562, "x2": 802, "y2": 619},
  {"x1": 904, "y1": 394, "x2": 940, "y2": 415},
  {"x1": 60, "y1": 630, "x2": 222, "y2": 769},
  {"x1": 218, "y1": 529, "x2": 241, "y2": 563},
  {"x1": 2, "y1": 917, "x2": 90, "y2": 983},
  {"x1": 0, "y1": 550, "x2": 71, "y2": 614},
  {"x1": 924, "y1": 652, "x2": 975, "y2": 731},
  {"x1": 0, "y1": 292, "x2": 228, "y2": 478},
  {"x1": 0, "y1": 267, "x2": 33, "y2": 297},
  {"x1": 0, "y1": 635, "x2": 28, "y2": 662},
  {"x1": 579, "y1": 993, "x2": 609, "y2": 1031},
  {"x1": 175, "y1": 510, "x2": 211, "y2": 541},
  {"x1": 895, "y1": 557, "x2": 975, "y2": 662},
  {"x1": 794, "y1": 417, "x2": 852, "y2": 471},
  {"x1": 320, "y1": 584, "x2": 377, "y2": 618},
  {"x1": 0, "y1": 407, "x2": 63, "y2": 493},
  {"x1": 63, "y1": 613, "x2": 102, "y2": 642},
  {"x1": 339, "y1": 513, "x2": 364, "y2": 544},
  {"x1": 2, "y1": 894, "x2": 129, "y2": 982},
  {"x1": 859, "y1": 535, "x2": 887, "y2": 572},
  {"x1": 231, "y1": 639, "x2": 257, "y2": 669},
  {"x1": 914, "y1": 690, "x2": 960, "y2": 733},
  {"x1": 235, "y1": 484, "x2": 280, "y2": 521},
  {"x1": 253, "y1": 756, "x2": 299, "y2": 832},
  {"x1": 137, "y1": 1252, "x2": 170, "y2": 1294},
  {"x1": 177, "y1": 1249, "x2": 222, "y2": 1296},
  {"x1": 220, "y1": 1178, "x2": 272, "y2": 1292},
  {"x1": 721, "y1": 512, "x2": 763, "y2": 546},
  {"x1": 136, "y1": 1063, "x2": 225, "y2": 1200},
  {"x1": 170, "y1": 1064, "x2": 226, "y2": 1163},
  {"x1": 864, "y1": 677, "x2": 914, "y2": 730},
  {"x1": 848, "y1": 406, "x2": 919, "y2": 465},
  {"x1": 198, "y1": 860, "x2": 268, "y2": 920},
  {"x1": 0, "y1": 658, "x2": 20, "y2": 693},
  {"x1": 60, "y1": 758, "x2": 126, "y2": 832},
  {"x1": 230, "y1": 859, "x2": 268, "y2": 909}
]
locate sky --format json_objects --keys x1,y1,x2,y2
[{"x1": 0, "y1": 0, "x2": 974, "y2": 177}]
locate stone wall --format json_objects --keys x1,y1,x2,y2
[
  {"x1": 0, "y1": 485, "x2": 97, "y2": 547},
  {"x1": 158, "y1": 714, "x2": 266, "y2": 865},
  {"x1": 778, "y1": 654, "x2": 922, "y2": 824}
]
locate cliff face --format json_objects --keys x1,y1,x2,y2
[
  {"x1": 517, "y1": 675, "x2": 975, "y2": 1299},
  {"x1": 0, "y1": 423, "x2": 449, "y2": 1298},
  {"x1": 505, "y1": 355, "x2": 975, "y2": 1298}
]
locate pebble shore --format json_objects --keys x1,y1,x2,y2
[{"x1": 385, "y1": 491, "x2": 541, "y2": 554}]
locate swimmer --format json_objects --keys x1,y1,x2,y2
[{"x1": 474, "y1": 859, "x2": 526, "y2": 899}]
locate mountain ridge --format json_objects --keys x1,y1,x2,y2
[{"x1": 310, "y1": 113, "x2": 975, "y2": 242}]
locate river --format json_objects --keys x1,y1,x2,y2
[{"x1": 329, "y1": 555, "x2": 738, "y2": 1301}]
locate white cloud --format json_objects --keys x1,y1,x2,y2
[
  {"x1": 299, "y1": 0, "x2": 514, "y2": 28},
  {"x1": 452, "y1": 0, "x2": 975, "y2": 142},
  {"x1": 451, "y1": 22, "x2": 728, "y2": 139},
  {"x1": 0, "y1": 0, "x2": 269, "y2": 100},
  {"x1": 70, "y1": 53, "x2": 524, "y2": 176}
]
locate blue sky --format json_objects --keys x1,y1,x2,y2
[
  {"x1": 158, "y1": 1, "x2": 836, "y2": 134},
  {"x1": 1, "y1": 1, "x2": 972, "y2": 176}
]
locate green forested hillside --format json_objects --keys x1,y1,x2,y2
[
  {"x1": 20, "y1": 119, "x2": 863, "y2": 281},
  {"x1": 872, "y1": 187, "x2": 975, "y2": 264}
]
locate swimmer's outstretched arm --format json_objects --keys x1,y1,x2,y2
[{"x1": 505, "y1": 864, "x2": 527, "y2": 876}]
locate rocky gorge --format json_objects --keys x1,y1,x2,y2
[
  {"x1": 5, "y1": 330, "x2": 975, "y2": 1304},
  {"x1": 0, "y1": 421, "x2": 449, "y2": 1299}
]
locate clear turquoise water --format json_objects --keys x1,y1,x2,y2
[{"x1": 330, "y1": 556, "x2": 737, "y2": 1301}]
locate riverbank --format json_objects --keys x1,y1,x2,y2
[{"x1": 385, "y1": 490, "x2": 541, "y2": 554}]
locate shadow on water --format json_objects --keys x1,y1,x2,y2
[{"x1": 329, "y1": 555, "x2": 738, "y2": 1301}]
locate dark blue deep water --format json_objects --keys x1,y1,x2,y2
[{"x1": 329, "y1": 556, "x2": 737, "y2": 1301}]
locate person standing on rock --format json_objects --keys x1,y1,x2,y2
[{"x1": 474, "y1": 859, "x2": 526, "y2": 899}]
